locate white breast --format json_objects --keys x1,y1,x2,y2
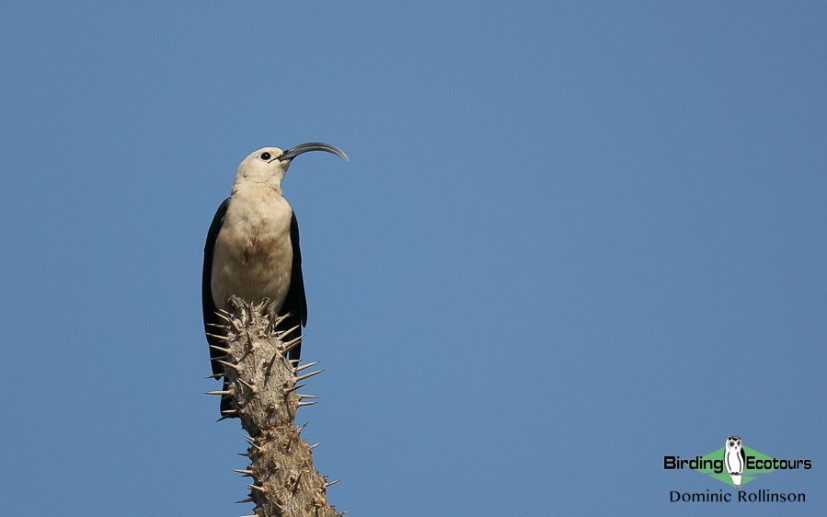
[{"x1": 211, "y1": 187, "x2": 294, "y2": 311}]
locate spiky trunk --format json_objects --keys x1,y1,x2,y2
[{"x1": 209, "y1": 297, "x2": 341, "y2": 517}]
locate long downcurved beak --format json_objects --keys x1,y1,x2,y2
[{"x1": 279, "y1": 142, "x2": 349, "y2": 162}]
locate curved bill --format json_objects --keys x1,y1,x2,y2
[{"x1": 279, "y1": 142, "x2": 349, "y2": 162}]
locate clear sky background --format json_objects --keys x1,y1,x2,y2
[{"x1": 1, "y1": 1, "x2": 825, "y2": 516}]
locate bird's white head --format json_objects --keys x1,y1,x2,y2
[{"x1": 233, "y1": 142, "x2": 349, "y2": 194}]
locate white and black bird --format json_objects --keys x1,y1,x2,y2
[
  {"x1": 202, "y1": 142, "x2": 348, "y2": 414},
  {"x1": 725, "y1": 435, "x2": 745, "y2": 489}
]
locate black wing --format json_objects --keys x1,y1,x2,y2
[
  {"x1": 202, "y1": 198, "x2": 230, "y2": 376},
  {"x1": 280, "y1": 211, "x2": 308, "y2": 362}
]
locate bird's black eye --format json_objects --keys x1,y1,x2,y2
[{"x1": 260, "y1": 152, "x2": 272, "y2": 160}]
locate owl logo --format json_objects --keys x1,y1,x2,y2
[{"x1": 725, "y1": 436, "x2": 745, "y2": 489}]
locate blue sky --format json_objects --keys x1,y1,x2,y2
[{"x1": 1, "y1": 1, "x2": 825, "y2": 515}]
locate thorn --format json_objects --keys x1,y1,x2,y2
[
  {"x1": 309, "y1": 442, "x2": 321, "y2": 449},
  {"x1": 237, "y1": 452, "x2": 251, "y2": 458},
  {"x1": 280, "y1": 324, "x2": 301, "y2": 339},
  {"x1": 282, "y1": 334, "x2": 303, "y2": 353},
  {"x1": 247, "y1": 483, "x2": 266, "y2": 494},
  {"x1": 275, "y1": 312, "x2": 290, "y2": 324},
  {"x1": 206, "y1": 322, "x2": 230, "y2": 329},
  {"x1": 295, "y1": 369, "x2": 324, "y2": 383},
  {"x1": 244, "y1": 436, "x2": 263, "y2": 451},
  {"x1": 283, "y1": 383, "x2": 305, "y2": 395},
  {"x1": 244, "y1": 436, "x2": 263, "y2": 452},
  {"x1": 295, "y1": 361, "x2": 320, "y2": 372},
  {"x1": 298, "y1": 400, "x2": 317, "y2": 407},
  {"x1": 217, "y1": 359, "x2": 241, "y2": 372},
  {"x1": 297, "y1": 422, "x2": 308, "y2": 432},
  {"x1": 297, "y1": 394, "x2": 318, "y2": 400},
  {"x1": 206, "y1": 333, "x2": 230, "y2": 343},
  {"x1": 290, "y1": 471, "x2": 303, "y2": 492},
  {"x1": 235, "y1": 497, "x2": 253, "y2": 504},
  {"x1": 233, "y1": 469, "x2": 253, "y2": 477},
  {"x1": 208, "y1": 343, "x2": 231, "y2": 354},
  {"x1": 265, "y1": 351, "x2": 281, "y2": 376},
  {"x1": 325, "y1": 479, "x2": 341, "y2": 488},
  {"x1": 205, "y1": 373, "x2": 223, "y2": 379},
  {"x1": 216, "y1": 311, "x2": 234, "y2": 324},
  {"x1": 205, "y1": 390, "x2": 232, "y2": 396},
  {"x1": 267, "y1": 313, "x2": 290, "y2": 334},
  {"x1": 237, "y1": 378, "x2": 257, "y2": 391},
  {"x1": 218, "y1": 409, "x2": 239, "y2": 421}
]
